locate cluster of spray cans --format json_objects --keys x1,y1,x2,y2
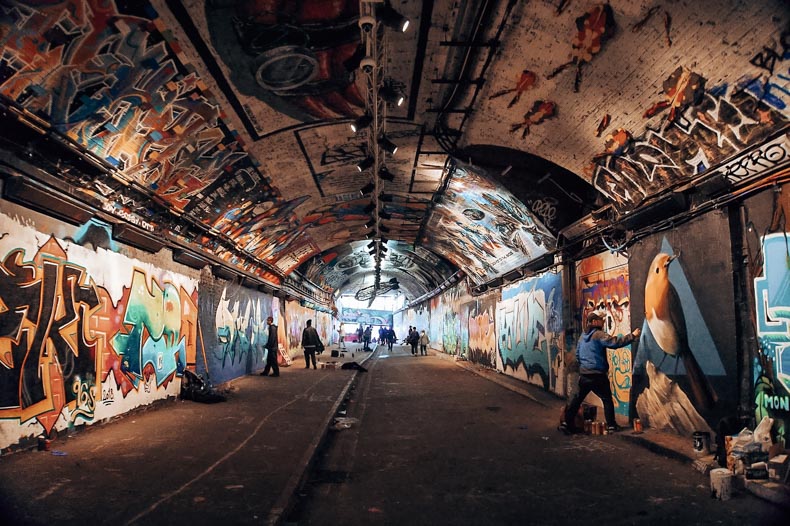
[{"x1": 584, "y1": 420, "x2": 608, "y2": 435}]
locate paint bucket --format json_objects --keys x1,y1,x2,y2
[
  {"x1": 710, "y1": 468, "x2": 732, "y2": 500},
  {"x1": 693, "y1": 431, "x2": 711, "y2": 454}
]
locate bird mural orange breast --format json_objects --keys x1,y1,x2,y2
[{"x1": 644, "y1": 253, "x2": 717, "y2": 409}]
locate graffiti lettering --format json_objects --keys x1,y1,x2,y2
[
  {"x1": 750, "y1": 46, "x2": 781, "y2": 74},
  {"x1": 593, "y1": 85, "x2": 788, "y2": 208},
  {"x1": 763, "y1": 395, "x2": 790, "y2": 411},
  {"x1": 0, "y1": 237, "x2": 101, "y2": 434}
]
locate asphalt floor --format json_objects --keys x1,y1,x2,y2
[{"x1": 0, "y1": 343, "x2": 786, "y2": 525}]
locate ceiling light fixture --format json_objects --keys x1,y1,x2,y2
[
  {"x1": 359, "y1": 182, "x2": 375, "y2": 195},
  {"x1": 380, "y1": 85, "x2": 405, "y2": 107},
  {"x1": 379, "y1": 210, "x2": 392, "y2": 220},
  {"x1": 357, "y1": 156, "x2": 374, "y2": 172},
  {"x1": 378, "y1": 135, "x2": 398, "y2": 155},
  {"x1": 378, "y1": 2, "x2": 410, "y2": 32},
  {"x1": 351, "y1": 114, "x2": 373, "y2": 132},
  {"x1": 379, "y1": 167, "x2": 395, "y2": 181}
]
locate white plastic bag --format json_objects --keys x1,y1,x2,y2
[
  {"x1": 731, "y1": 427, "x2": 754, "y2": 451},
  {"x1": 753, "y1": 416, "x2": 774, "y2": 452}
]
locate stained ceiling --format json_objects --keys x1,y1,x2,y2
[{"x1": 0, "y1": 0, "x2": 786, "y2": 305}]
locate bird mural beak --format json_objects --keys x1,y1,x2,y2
[{"x1": 664, "y1": 253, "x2": 679, "y2": 267}]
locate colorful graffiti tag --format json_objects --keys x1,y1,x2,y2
[
  {"x1": 496, "y1": 272, "x2": 563, "y2": 392},
  {"x1": 211, "y1": 284, "x2": 273, "y2": 383},
  {"x1": 754, "y1": 232, "x2": 790, "y2": 447},
  {"x1": 466, "y1": 294, "x2": 497, "y2": 368},
  {"x1": 0, "y1": 225, "x2": 197, "y2": 448},
  {"x1": 421, "y1": 161, "x2": 555, "y2": 286},
  {"x1": 576, "y1": 252, "x2": 632, "y2": 417}
]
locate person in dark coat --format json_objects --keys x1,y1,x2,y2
[
  {"x1": 301, "y1": 319, "x2": 321, "y2": 369},
  {"x1": 409, "y1": 327, "x2": 419, "y2": 355},
  {"x1": 386, "y1": 327, "x2": 396, "y2": 351},
  {"x1": 260, "y1": 316, "x2": 280, "y2": 377}
]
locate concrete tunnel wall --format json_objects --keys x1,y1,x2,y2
[
  {"x1": 0, "y1": 195, "x2": 330, "y2": 451},
  {"x1": 2, "y1": 181, "x2": 789, "y2": 452},
  {"x1": 405, "y1": 186, "x2": 789, "y2": 446}
]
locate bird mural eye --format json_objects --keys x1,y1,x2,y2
[{"x1": 655, "y1": 266, "x2": 660, "y2": 274}]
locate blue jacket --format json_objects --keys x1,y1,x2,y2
[{"x1": 576, "y1": 328, "x2": 636, "y2": 374}]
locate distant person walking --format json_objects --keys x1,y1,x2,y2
[
  {"x1": 419, "y1": 330, "x2": 429, "y2": 356},
  {"x1": 338, "y1": 326, "x2": 346, "y2": 349},
  {"x1": 387, "y1": 327, "x2": 396, "y2": 351},
  {"x1": 260, "y1": 316, "x2": 280, "y2": 377},
  {"x1": 363, "y1": 325, "x2": 372, "y2": 351},
  {"x1": 301, "y1": 319, "x2": 321, "y2": 370},
  {"x1": 409, "y1": 327, "x2": 419, "y2": 356}
]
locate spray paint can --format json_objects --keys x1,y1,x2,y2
[{"x1": 633, "y1": 418, "x2": 643, "y2": 433}]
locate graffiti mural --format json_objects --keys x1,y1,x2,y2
[
  {"x1": 496, "y1": 272, "x2": 563, "y2": 393},
  {"x1": 630, "y1": 217, "x2": 735, "y2": 435},
  {"x1": 591, "y1": 81, "x2": 789, "y2": 209},
  {"x1": 0, "y1": 210, "x2": 197, "y2": 449},
  {"x1": 205, "y1": 0, "x2": 365, "y2": 127},
  {"x1": 284, "y1": 301, "x2": 331, "y2": 358},
  {"x1": 299, "y1": 240, "x2": 456, "y2": 300},
  {"x1": 421, "y1": 160, "x2": 555, "y2": 286},
  {"x1": 466, "y1": 294, "x2": 497, "y2": 368},
  {"x1": 204, "y1": 279, "x2": 274, "y2": 384},
  {"x1": 576, "y1": 251, "x2": 632, "y2": 417},
  {"x1": 339, "y1": 308, "x2": 393, "y2": 327},
  {"x1": 754, "y1": 232, "x2": 790, "y2": 447}
]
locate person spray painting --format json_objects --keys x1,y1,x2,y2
[{"x1": 559, "y1": 312, "x2": 640, "y2": 434}]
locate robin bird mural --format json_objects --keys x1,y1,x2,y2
[{"x1": 643, "y1": 252, "x2": 717, "y2": 409}]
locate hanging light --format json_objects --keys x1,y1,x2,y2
[
  {"x1": 378, "y1": 2, "x2": 410, "y2": 32},
  {"x1": 359, "y1": 182, "x2": 375, "y2": 195},
  {"x1": 379, "y1": 224, "x2": 390, "y2": 233},
  {"x1": 379, "y1": 210, "x2": 392, "y2": 220},
  {"x1": 351, "y1": 114, "x2": 372, "y2": 132},
  {"x1": 379, "y1": 167, "x2": 395, "y2": 181},
  {"x1": 378, "y1": 135, "x2": 398, "y2": 155},
  {"x1": 367, "y1": 240, "x2": 376, "y2": 249},
  {"x1": 380, "y1": 85, "x2": 405, "y2": 107},
  {"x1": 379, "y1": 192, "x2": 394, "y2": 202},
  {"x1": 357, "y1": 156, "x2": 374, "y2": 172},
  {"x1": 363, "y1": 202, "x2": 376, "y2": 213}
]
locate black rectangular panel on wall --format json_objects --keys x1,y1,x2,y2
[
  {"x1": 629, "y1": 210, "x2": 736, "y2": 434},
  {"x1": 113, "y1": 223, "x2": 165, "y2": 253},
  {"x1": 3, "y1": 176, "x2": 94, "y2": 225}
]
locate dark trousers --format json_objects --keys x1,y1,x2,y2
[
  {"x1": 387, "y1": 340, "x2": 394, "y2": 350},
  {"x1": 263, "y1": 349, "x2": 279, "y2": 376},
  {"x1": 410, "y1": 342, "x2": 418, "y2": 355},
  {"x1": 420, "y1": 344, "x2": 427, "y2": 355},
  {"x1": 565, "y1": 373, "x2": 616, "y2": 428},
  {"x1": 304, "y1": 347, "x2": 317, "y2": 369}
]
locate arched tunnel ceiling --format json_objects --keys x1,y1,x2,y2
[{"x1": 0, "y1": 0, "x2": 786, "y2": 303}]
